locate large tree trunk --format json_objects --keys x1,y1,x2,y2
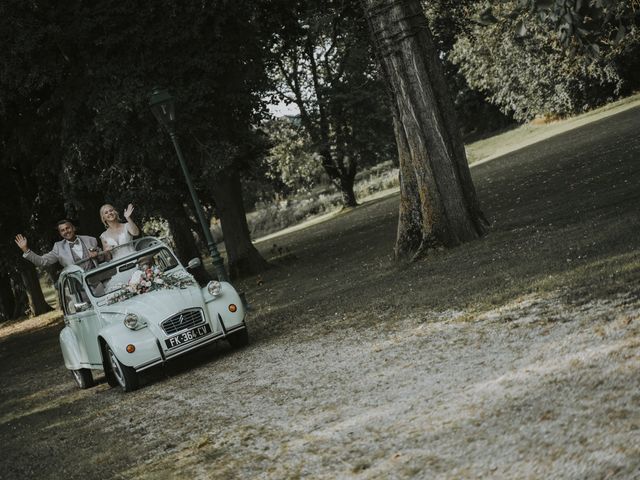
[
  {"x1": 18, "y1": 261, "x2": 53, "y2": 317},
  {"x1": 362, "y1": 0, "x2": 488, "y2": 260},
  {"x1": 392, "y1": 115, "x2": 425, "y2": 258},
  {"x1": 211, "y1": 171, "x2": 269, "y2": 280}
]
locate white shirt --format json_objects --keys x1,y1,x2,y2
[{"x1": 67, "y1": 239, "x2": 85, "y2": 260}]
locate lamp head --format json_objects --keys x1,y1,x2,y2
[{"x1": 148, "y1": 87, "x2": 176, "y2": 134}]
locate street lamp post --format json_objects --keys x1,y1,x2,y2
[{"x1": 148, "y1": 88, "x2": 229, "y2": 282}]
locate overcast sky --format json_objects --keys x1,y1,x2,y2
[{"x1": 267, "y1": 101, "x2": 300, "y2": 117}]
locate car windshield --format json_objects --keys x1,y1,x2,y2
[{"x1": 85, "y1": 247, "x2": 191, "y2": 303}]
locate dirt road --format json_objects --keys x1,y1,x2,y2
[{"x1": 1, "y1": 107, "x2": 639, "y2": 479}]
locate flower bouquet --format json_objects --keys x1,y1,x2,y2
[{"x1": 105, "y1": 266, "x2": 195, "y2": 305}]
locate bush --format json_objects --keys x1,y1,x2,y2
[{"x1": 246, "y1": 161, "x2": 399, "y2": 239}]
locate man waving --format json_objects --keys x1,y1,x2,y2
[{"x1": 15, "y1": 219, "x2": 100, "y2": 270}]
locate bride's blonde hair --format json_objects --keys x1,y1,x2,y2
[{"x1": 99, "y1": 204, "x2": 121, "y2": 228}]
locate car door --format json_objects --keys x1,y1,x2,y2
[{"x1": 62, "y1": 276, "x2": 102, "y2": 367}]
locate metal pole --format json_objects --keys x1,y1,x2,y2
[{"x1": 169, "y1": 132, "x2": 229, "y2": 282}]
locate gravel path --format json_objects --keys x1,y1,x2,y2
[{"x1": 121, "y1": 290, "x2": 640, "y2": 479}]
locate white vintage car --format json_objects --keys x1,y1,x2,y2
[{"x1": 58, "y1": 237, "x2": 248, "y2": 392}]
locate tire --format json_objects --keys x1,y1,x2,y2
[
  {"x1": 106, "y1": 345, "x2": 139, "y2": 392},
  {"x1": 100, "y1": 341, "x2": 120, "y2": 387},
  {"x1": 227, "y1": 328, "x2": 249, "y2": 349},
  {"x1": 71, "y1": 368, "x2": 95, "y2": 389},
  {"x1": 104, "y1": 365, "x2": 120, "y2": 388}
]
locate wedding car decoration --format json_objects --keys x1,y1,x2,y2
[
  {"x1": 58, "y1": 237, "x2": 249, "y2": 392},
  {"x1": 105, "y1": 268, "x2": 195, "y2": 305}
]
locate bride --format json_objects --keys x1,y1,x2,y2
[{"x1": 99, "y1": 203, "x2": 140, "y2": 259}]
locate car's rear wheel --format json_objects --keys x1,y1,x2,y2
[
  {"x1": 106, "y1": 345, "x2": 139, "y2": 392},
  {"x1": 227, "y1": 328, "x2": 249, "y2": 349},
  {"x1": 71, "y1": 368, "x2": 94, "y2": 389}
]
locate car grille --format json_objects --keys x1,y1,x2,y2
[{"x1": 161, "y1": 309, "x2": 205, "y2": 335}]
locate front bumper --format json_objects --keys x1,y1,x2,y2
[{"x1": 133, "y1": 319, "x2": 247, "y2": 372}]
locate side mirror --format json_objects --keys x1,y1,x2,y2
[
  {"x1": 73, "y1": 302, "x2": 90, "y2": 313},
  {"x1": 187, "y1": 258, "x2": 202, "y2": 270}
]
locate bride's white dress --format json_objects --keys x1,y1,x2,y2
[{"x1": 101, "y1": 225, "x2": 135, "y2": 259}]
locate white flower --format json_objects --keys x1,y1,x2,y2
[{"x1": 129, "y1": 270, "x2": 144, "y2": 286}]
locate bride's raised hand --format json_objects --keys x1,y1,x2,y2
[{"x1": 124, "y1": 204, "x2": 134, "y2": 221}]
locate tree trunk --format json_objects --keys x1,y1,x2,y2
[
  {"x1": 308, "y1": 123, "x2": 359, "y2": 209},
  {"x1": 283, "y1": 46, "x2": 361, "y2": 210},
  {"x1": 392, "y1": 115, "x2": 425, "y2": 258},
  {"x1": 167, "y1": 213, "x2": 201, "y2": 264},
  {"x1": 164, "y1": 211, "x2": 211, "y2": 286},
  {"x1": 211, "y1": 171, "x2": 269, "y2": 280},
  {"x1": 338, "y1": 165, "x2": 358, "y2": 208},
  {"x1": 18, "y1": 261, "x2": 53, "y2": 316},
  {"x1": 0, "y1": 273, "x2": 16, "y2": 321},
  {"x1": 362, "y1": 0, "x2": 488, "y2": 260}
]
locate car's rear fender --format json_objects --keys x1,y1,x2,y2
[{"x1": 59, "y1": 326, "x2": 84, "y2": 371}]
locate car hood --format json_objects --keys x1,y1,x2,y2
[{"x1": 98, "y1": 286, "x2": 205, "y2": 326}]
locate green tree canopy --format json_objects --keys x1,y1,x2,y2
[
  {"x1": 0, "y1": 0, "x2": 288, "y2": 312},
  {"x1": 450, "y1": 0, "x2": 640, "y2": 121},
  {"x1": 270, "y1": 0, "x2": 395, "y2": 207}
]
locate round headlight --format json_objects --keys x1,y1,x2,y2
[
  {"x1": 124, "y1": 313, "x2": 139, "y2": 330},
  {"x1": 207, "y1": 281, "x2": 222, "y2": 297}
]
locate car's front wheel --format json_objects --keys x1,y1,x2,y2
[
  {"x1": 106, "y1": 345, "x2": 139, "y2": 392},
  {"x1": 71, "y1": 368, "x2": 94, "y2": 389}
]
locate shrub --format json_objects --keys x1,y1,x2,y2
[{"x1": 246, "y1": 161, "x2": 399, "y2": 239}]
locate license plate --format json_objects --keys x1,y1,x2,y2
[{"x1": 165, "y1": 324, "x2": 212, "y2": 349}]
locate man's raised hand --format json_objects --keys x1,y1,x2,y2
[{"x1": 14, "y1": 234, "x2": 28, "y2": 253}]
